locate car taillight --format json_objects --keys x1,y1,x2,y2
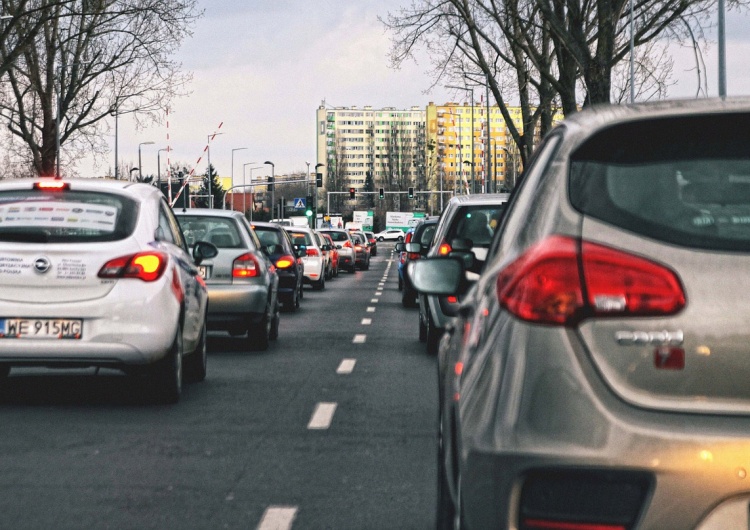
[
  {"x1": 98, "y1": 251, "x2": 168, "y2": 282},
  {"x1": 438, "y1": 242, "x2": 451, "y2": 255},
  {"x1": 306, "y1": 248, "x2": 319, "y2": 257},
  {"x1": 354, "y1": 245, "x2": 362, "y2": 251},
  {"x1": 233, "y1": 253, "x2": 260, "y2": 278},
  {"x1": 496, "y1": 235, "x2": 685, "y2": 326},
  {"x1": 407, "y1": 252, "x2": 421, "y2": 260},
  {"x1": 275, "y1": 255, "x2": 295, "y2": 268},
  {"x1": 34, "y1": 180, "x2": 70, "y2": 190},
  {"x1": 343, "y1": 241, "x2": 352, "y2": 248}
]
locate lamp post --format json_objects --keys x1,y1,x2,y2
[
  {"x1": 206, "y1": 132, "x2": 225, "y2": 208},
  {"x1": 138, "y1": 141, "x2": 154, "y2": 181},
  {"x1": 264, "y1": 161, "x2": 275, "y2": 219},
  {"x1": 231, "y1": 147, "x2": 248, "y2": 190},
  {"x1": 129, "y1": 167, "x2": 139, "y2": 181},
  {"x1": 157, "y1": 148, "x2": 167, "y2": 189},
  {"x1": 446, "y1": 85, "x2": 475, "y2": 193},
  {"x1": 247, "y1": 165, "x2": 263, "y2": 221},
  {"x1": 242, "y1": 162, "x2": 259, "y2": 215}
]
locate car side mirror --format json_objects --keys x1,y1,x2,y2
[
  {"x1": 394, "y1": 242, "x2": 405, "y2": 252},
  {"x1": 295, "y1": 245, "x2": 307, "y2": 257},
  {"x1": 405, "y1": 242, "x2": 421, "y2": 253},
  {"x1": 192, "y1": 241, "x2": 218, "y2": 265},
  {"x1": 407, "y1": 257, "x2": 465, "y2": 295}
]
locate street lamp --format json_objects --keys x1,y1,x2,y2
[
  {"x1": 232, "y1": 147, "x2": 248, "y2": 190},
  {"x1": 264, "y1": 161, "x2": 275, "y2": 219},
  {"x1": 129, "y1": 167, "x2": 139, "y2": 181},
  {"x1": 138, "y1": 141, "x2": 155, "y2": 181},
  {"x1": 206, "y1": 132, "x2": 225, "y2": 208},
  {"x1": 157, "y1": 148, "x2": 168, "y2": 189},
  {"x1": 446, "y1": 85, "x2": 475, "y2": 193},
  {"x1": 242, "y1": 162, "x2": 259, "y2": 215}
]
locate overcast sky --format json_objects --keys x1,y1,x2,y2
[{"x1": 85, "y1": 1, "x2": 750, "y2": 185}]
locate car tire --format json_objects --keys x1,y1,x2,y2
[
  {"x1": 436, "y1": 414, "x2": 458, "y2": 530},
  {"x1": 312, "y1": 273, "x2": 325, "y2": 291},
  {"x1": 397, "y1": 236, "x2": 404, "y2": 242},
  {"x1": 184, "y1": 320, "x2": 207, "y2": 383},
  {"x1": 150, "y1": 328, "x2": 183, "y2": 404},
  {"x1": 0, "y1": 364, "x2": 10, "y2": 378},
  {"x1": 419, "y1": 312, "x2": 427, "y2": 342},
  {"x1": 426, "y1": 311, "x2": 442, "y2": 355},
  {"x1": 269, "y1": 301, "x2": 280, "y2": 340},
  {"x1": 248, "y1": 314, "x2": 270, "y2": 351},
  {"x1": 402, "y1": 287, "x2": 418, "y2": 308},
  {"x1": 398, "y1": 276, "x2": 403, "y2": 291},
  {"x1": 378, "y1": 236, "x2": 384, "y2": 242}
]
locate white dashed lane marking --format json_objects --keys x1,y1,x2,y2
[
  {"x1": 361, "y1": 318, "x2": 372, "y2": 325},
  {"x1": 337, "y1": 359, "x2": 357, "y2": 374},
  {"x1": 257, "y1": 506, "x2": 298, "y2": 530},
  {"x1": 353, "y1": 334, "x2": 367, "y2": 343},
  {"x1": 308, "y1": 402, "x2": 337, "y2": 429},
  {"x1": 366, "y1": 307, "x2": 376, "y2": 313}
]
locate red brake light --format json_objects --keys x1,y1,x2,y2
[
  {"x1": 343, "y1": 240, "x2": 352, "y2": 248},
  {"x1": 438, "y1": 242, "x2": 452, "y2": 255},
  {"x1": 407, "y1": 252, "x2": 421, "y2": 260},
  {"x1": 497, "y1": 236, "x2": 685, "y2": 326},
  {"x1": 34, "y1": 180, "x2": 70, "y2": 191},
  {"x1": 233, "y1": 253, "x2": 260, "y2": 278},
  {"x1": 275, "y1": 255, "x2": 295, "y2": 268},
  {"x1": 98, "y1": 251, "x2": 168, "y2": 282},
  {"x1": 306, "y1": 248, "x2": 319, "y2": 257}
]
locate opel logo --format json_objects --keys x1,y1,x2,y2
[{"x1": 33, "y1": 256, "x2": 51, "y2": 274}]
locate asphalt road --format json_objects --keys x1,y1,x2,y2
[{"x1": 0, "y1": 243, "x2": 438, "y2": 530}]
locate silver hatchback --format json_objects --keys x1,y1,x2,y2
[
  {"x1": 411, "y1": 97, "x2": 750, "y2": 530},
  {"x1": 176, "y1": 209, "x2": 279, "y2": 351}
]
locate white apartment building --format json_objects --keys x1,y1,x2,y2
[{"x1": 315, "y1": 104, "x2": 427, "y2": 198}]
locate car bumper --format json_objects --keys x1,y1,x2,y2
[
  {"x1": 0, "y1": 285, "x2": 180, "y2": 367},
  {"x1": 206, "y1": 283, "x2": 270, "y2": 326}
]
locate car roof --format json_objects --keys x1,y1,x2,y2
[
  {"x1": 0, "y1": 178, "x2": 162, "y2": 203},
  {"x1": 445, "y1": 193, "x2": 511, "y2": 207},
  {"x1": 174, "y1": 208, "x2": 243, "y2": 218}
]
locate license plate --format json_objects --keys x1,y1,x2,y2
[
  {"x1": 0, "y1": 318, "x2": 82, "y2": 339},
  {"x1": 198, "y1": 265, "x2": 211, "y2": 279}
]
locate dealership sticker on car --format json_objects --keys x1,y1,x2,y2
[{"x1": 0, "y1": 318, "x2": 82, "y2": 339}]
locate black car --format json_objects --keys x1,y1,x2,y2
[
  {"x1": 251, "y1": 221, "x2": 305, "y2": 312},
  {"x1": 396, "y1": 217, "x2": 438, "y2": 308}
]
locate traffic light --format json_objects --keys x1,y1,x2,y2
[
  {"x1": 408, "y1": 187, "x2": 414, "y2": 199},
  {"x1": 316, "y1": 173, "x2": 323, "y2": 187},
  {"x1": 305, "y1": 195, "x2": 314, "y2": 217},
  {"x1": 267, "y1": 175, "x2": 274, "y2": 192},
  {"x1": 378, "y1": 187, "x2": 384, "y2": 199},
  {"x1": 349, "y1": 187, "x2": 356, "y2": 199}
]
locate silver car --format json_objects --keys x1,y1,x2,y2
[
  {"x1": 0, "y1": 179, "x2": 217, "y2": 403},
  {"x1": 285, "y1": 226, "x2": 326, "y2": 290},
  {"x1": 318, "y1": 229, "x2": 356, "y2": 273},
  {"x1": 411, "y1": 97, "x2": 750, "y2": 529},
  {"x1": 418, "y1": 193, "x2": 509, "y2": 354},
  {"x1": 176, "y1": 209, "x2": 279, "y2": 351}
]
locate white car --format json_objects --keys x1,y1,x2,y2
[
  {"x1": 374, "y1": 228, "x2": 405, "y2": 242},
  {"x1": 0, "y1": 178, "x2": 217, "y2": 403},
  {"x1": 284, "y1": 226, "x2": 326, "y2": 290}
]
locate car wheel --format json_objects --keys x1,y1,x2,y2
[
  {"x1": 437, "y1": 413, "x2": 458, "y2": 530},
  {"x1": 313, "y1": 274, "x2": 325, "y2": 291},
  {"x1": 402, "y1": 287, "x2": 418, "y2": 308},
  {"x1": 150, "y1": 328, "x2": 183, "y2": 404},
  {"x1": 418, "y1": 312, "x2": 427, "y2": 342},
  {"x1": 378, "y1": 236, "x2": 384, "y2": 241},
  {"x1": 299, "y1": 283, "x2": 304, "y2": 299},
  {"x1": 184, "y1": 320, "x2": 207, "y2": 383},
  {"x1": 397, "y1": 236, "x2": 404, "y2": 242},
  {"x1": 248, "y1": 314, "x2": 270, "y2": 351},
  {"x1": 398, "y1": 276, "x2": 403, "y2": 291},
  {"x1": 0, "y1": 364, "x2": 10, "y2": 378},
  {"x1": 269, "y1": 301, "x2": 280, "y2": 340},
  {"x1": 426, "y1": 312, "x2": 442, "y2": 355}
]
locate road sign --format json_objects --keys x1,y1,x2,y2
[{"x1": 293, "y1": 197, "x2": 306, "y2": 209}]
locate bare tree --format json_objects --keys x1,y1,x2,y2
[
  {"x1": 0, "y1": 0, "x2": 201, "y2": 177},
  {"x1": 382, "y1": 0, "x2": 737, "y2": 165}
]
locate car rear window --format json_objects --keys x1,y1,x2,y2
[
  {"x1": 569, "y1": 112, "x2": 750, "y2": 251},
  {"x1": 321, "y1": 230, "x2": 348, "y2": 242},
  {"x1": 0, "y1": 189, "x2": 138, "y2": 243},
  {"x1": 288, "y1": 231, "x2": 314, "y2": 246},
  {"x1": 446, "y1": 205, "x2": 507, "y2": 246},
  {"x1": 178, "y1": 216, "x2": 244, "y2": 248}
]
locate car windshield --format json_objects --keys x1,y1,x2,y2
[
  {"x1": 446, "y1": 205, "x2": 507, "y2": 247},
  {"x1": 0, "y1": 189, "x2": 138, "y2": 243},
  {"x1": 288, "y1": 230, "x2": 314, "y2": 246},
  {"x1": 177, "y1": 215, "x2": 245, "y2": 248}
]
